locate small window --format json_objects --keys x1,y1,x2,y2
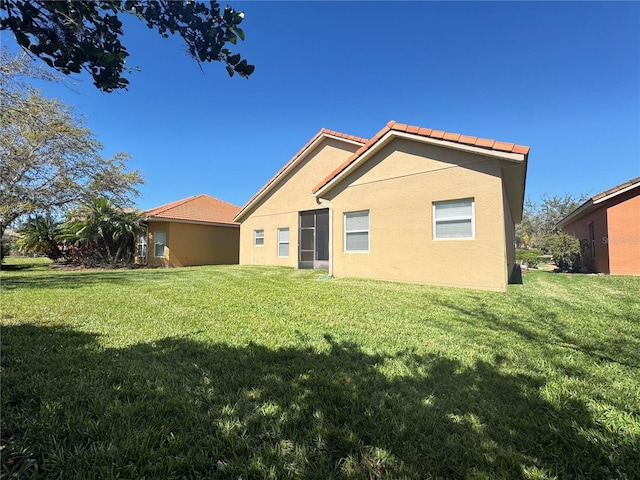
[
  {"x1": 278, "y1": 228, "x2": 289, "y2": 257},
  {"x1": 154, "y1": 231, "x2": 166, "y2": 257},
  {"x1": 345, "y1": 210, "x2": 369, "y2": 252},
  {"x1": 589, "y1": 223, "x2": 596, "y2": 258},
  {"x1": 254, "y1": 229, "x2": 264, "y2": 247},
  {"x1": 433, "y1": 198, "x2": 475, "y2": 239},
  {"x1": 137, "y1": 232, "x2": 148, "y2": 259}
]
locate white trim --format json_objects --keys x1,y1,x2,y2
[
  {"x1": 432, "y1": 198, "x2": 475, "y2": 240},
  {"x1": 254, "y1": 229, "x2": 264, "y2": 247},
  {"x1": 154, "y1": 231, "x2": 167, "y2": 257},
  {"x1": 136, "y1": 227, "x2": 148, "y2": 263},
  {"x1": 593, "y1": 182, "x2": 639, "y2": 205},
  {"x1": 344, "y1": 210, "x2": 370, "y2": 253},
  {"x1": 558, "y1": 180, "x2": 639, "y2": 229},
  {"x1": 234, "y1": 133, "x2": 365, "y2": 222},
  {"x1": 314, "y1": 130, "x2": 526, "y2": 198},
  {"x1": 277, "y1": 227, "x2": 289, "y2": 257}
]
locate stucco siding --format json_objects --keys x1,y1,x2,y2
[
  {"x1": 146, "y1": 221, "x2": 239, "y2": 267},
  {"x1": 606, "y1": 191, "x2": 640, "y2": 275},
  {"x1": 239, "y1": 138, "x2": 360, "y2": 265},
  {"x1": 325, "y1": 139, "x2": 509, "y2": 291},
  {"x1": 503, "y1": 182, "x2": 516, "y2": 283},
  {"x1": 239, "y1": 212, "x2": 299, "y2": 267},
  {"x1": 147, "y1": 221, "x2": 172, "y2": 267}
]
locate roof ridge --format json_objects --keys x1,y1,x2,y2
[
  {"x1": 234, "y1": 128, "x2": 367, "y2": 221},
  {"x1": 147, "y1": 194, "x2": 240, "y2": 216},
  {"x1": 146, "y1": 194, "x2": 240, "y2": 225},
  {"x1": 147, "y1": 195, "x2": 200, "y2": 215}
]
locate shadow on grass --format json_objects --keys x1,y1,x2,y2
[
  {"x1": 3, "y1": 324, "x2": 635, "y2": 479},
  {"x1": 0, "y1": 262, "x2": 45, "y2": 272},
  {"x1": 434, "y1": 293, "x2": 640, "y2": 369},
  {"x1": 0, "y1": 268, "x2": 193, "y2": 291}
]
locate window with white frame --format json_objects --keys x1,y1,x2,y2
[
  {"x1": 254, "y1": 229, "x2": 264, "y2": 247},
  {"x1": 433, "y1": 198, "x2": 475, "y2": 239},
  {"x1": 154, "y1": 231, "x2": 166, "y2": 257},
  {"x1": 344, "y1": 210, "x2": 369, "y2": 252},
  {"x1": 137, "y1": 231, "x2": 148, "y2": 259},
  {"x1": 277, "y1": 228, "x2": 289, "y2": 257}
]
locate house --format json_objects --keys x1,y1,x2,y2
[
  {"x1": 137, "y1": 194, "x2": 240, "y2": 267},
  {"x1": 234, "y1": 121, "x2": 530, "y2": 291},
  {"x1": 557, "y1": 177, "x2": 640, "y2": 275}
]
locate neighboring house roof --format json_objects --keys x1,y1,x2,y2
[
  {"x1": 312, "y1": 120, "x2": 530, "y2": 196},
  {"x1": 557, "y1": 176, "x2": 640, "y2": 229},
  {"x1": 233, "y1": 128, "x2": 368, "y2": 222},
  {"x1": 147, "y1": 194, "x2": 240, "y2": 226}
]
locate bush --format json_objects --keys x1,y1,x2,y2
[
  {"x1": 516, "y1": 248, "x2": 543, "y2": 268},
  {"x1": 542, "y1": 234, "x2": 582, "y2": 272}
]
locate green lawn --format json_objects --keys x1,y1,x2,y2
[{"x1": 1, "y1": 258, "x2": 639, "y2": 479}]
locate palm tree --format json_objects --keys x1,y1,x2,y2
[
  {"x1": 64, "y1": 197, "x2": 144, "y2": 265},
  {"x1": 16, "y1": 213, "x2": 64, "y2": 260}
]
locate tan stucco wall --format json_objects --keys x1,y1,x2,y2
[
  {"x1": 324, "y1": 139, "x2": 510, "y2": 291},
  {"x1": 606, "y1": 190, "x2": 640, "y2": 275},
  {"x1": 146, "y1": 220, "x2": 239, "y2": 267},
  {"x1": 146, "y1": 221, "x2": 171, "y2": 267},
  {"x1": 503, "y1": 182, "x2": 516, "y2": 281},
  {"x1": 239, "y1": 138, "x2": 361, "y2": 266}
]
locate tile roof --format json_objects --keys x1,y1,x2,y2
[
  {"x1": 147, "y1": 194, "x2": 240, "y2": 225},
  {"x1": 592, "y1": 176, "x2": 640, "y2": 203},
  {"x1": 557, "y1": 176, "x2": 640, "y2": 228},
  {"x1": 234, "y1": 128, "x2": 367, "y2": 221},
  {"x1": 312, "y1": 120, "x2": 530, "y2": 195}
]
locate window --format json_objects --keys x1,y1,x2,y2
[
  {"x1": 154, "y1": 231, "x2": 166, "y2": 257},
  {"x1": 589, "y1": 222, "x2": 596, "y2": 258},
  {"x1": 254, "y1": 229, "x2": 264, "y2": 247},
  {"x1": 345, "y1": 210, "x2": 369, "y2": 252},
  {"x1": 278, "y1": 228, "x2": 289, "y2": 257},
  {"x1": 137, "y1": 232, "x2": 147, "y2": 259},
  {"x1": 433, "y1": 198, "x2": 475, "y2": 239}
]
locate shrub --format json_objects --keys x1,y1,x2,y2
[
  {"x1": 542, "y1": 234, "x2": 582, "y2": 272},
  {"x1": 16, "y1": 215, "x2": 65, "y2": 261},
  {"x1": 516, "y1": 248, "x2": 543, "y2": 268}
]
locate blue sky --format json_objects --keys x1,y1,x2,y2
[{"x1": 8, "y1": 1, "x2": 640, "y2": 210}]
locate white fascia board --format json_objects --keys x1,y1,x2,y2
[
  {"x1": 393, "y1": 131, "x2": 526, "y2": 162},
  {"x1": 558, "y1": 182, "x2": 639, "y2": 228},
  {"x1": 314, "y1": 130, "x2": 526, "y2": 198},
  {"x1": 593, "y1": 183, "x2": 639, "y2": 205}
]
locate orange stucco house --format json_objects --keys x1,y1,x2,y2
[
  {"x1": 234, "y1": 121, "x2": 530, "y2": 291},
  {"x1": 137, "y1": 194, "x2": 240, "y2": 267},
  {"x1": 558, "y1": 177, "x2": 640, "y2": 275}
]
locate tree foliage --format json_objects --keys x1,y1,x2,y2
[
  {"x1": 63, "y1": 197, "x2": 144, "y2": 266},
  {"x1": 1, "y1": 0, "x2": 254, "y2": 92},
  {"x1": 542, "y1": 233, "x2": 584, "y2": 273},
  {"x1": 15, "y1": 213, "x2": 64, "y2": 260},
  {"x1": 516, "y1": 193, "x2": 589, "y2": 248},
  {"x1": 0, "y1": 50, "x2": 142, "y2": 240}
]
